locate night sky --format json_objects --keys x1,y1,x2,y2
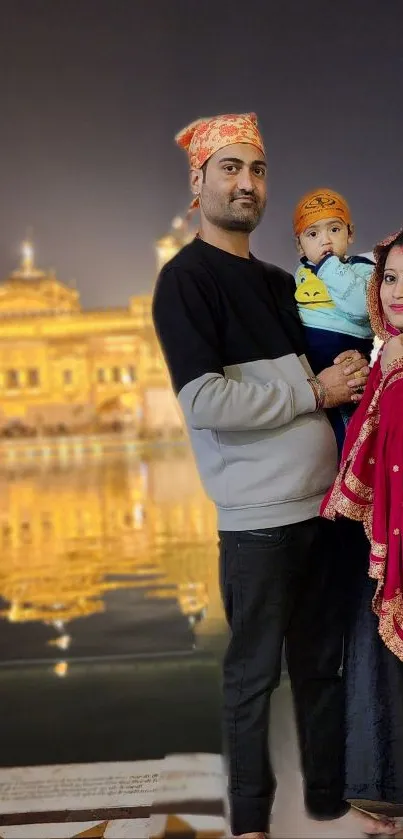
[{"x1": 0, "y1": 0, "x2": 402, "y2": 308}]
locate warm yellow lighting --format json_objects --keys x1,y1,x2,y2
[
  {"x1": 0, "y1": 228, "x2": 184, "y2": 438},
  {"x1": 21, "y1": 239, "x2": 35, "y2": 274},
  {"x1": 48, "y1": 634, "x2": 71, "y2": 651},
  {"x1": 54, "y1": 661, "x2": 69, "y2": 678},
  {"x1": 0, "y1": 453, "x2": 221, "y2": 642},
  {"x1": 155, "y1": 235, "x2": 181, "y2": 273},
  {"x1": 155, "y1": 216, "x2": 195, "y2": 273}
]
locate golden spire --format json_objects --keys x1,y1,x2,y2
[
  {"x1": 155, "y1": 215, "x2": 195, "y2": 273},
  {"x1": 21, "y1": 237, "x2": 35, "y2": 275},
  {"x1": 10, "y1": 230, "x2": 48, "y2": 281}
]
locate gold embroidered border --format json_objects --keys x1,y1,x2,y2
[
  {"x1": 383, "y1": 368, "x2": 403, "y2": 391},
  {"x1": 373, "y1": 591, "x2": 403, "y2": 663},
  {"x1": 367, "y1": 272, "x2": 389, "y2": 341},
  {"x1": 370, "y1": 538, "x2": 388, "y2": 559},
  {"x1": 323, "y1": 356, "x2": 402, "y2": 540},
  {"x1": 332, "y1": 493, "x2": 367, "y2": 522},
  {"x1": 321, "y1": 470, "x2": 344, "y2": 520},
  {"x1": 369, "y1": 559, "x2": 386, "y2": 582},
  {"x1": 367, "y1": 226, "x2": 403, "y2": 343},
  {"x1": 383, "y1": 358, "x2": 403, "y2": 377},
  {"x1": 345, "y1": 470, "x2": 373, "y2": 502}
]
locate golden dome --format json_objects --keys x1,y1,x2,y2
[
  {"x1": 0, "y1": 238, "x2": 81, "y2": 317},
  {"x1": 155, "y1": 216, "x2": 196, "y2": 273}
]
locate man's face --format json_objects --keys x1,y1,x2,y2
[
  {"x1": 191, "y1": 143, "x2": 267, "y2": 233},
  {"x1": 298, "y1": 218, "x2": 353, "y2": 264}
]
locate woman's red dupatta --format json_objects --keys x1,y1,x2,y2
[{"x1": 321, "y1": 229, "x2": 403, "y2": 661}]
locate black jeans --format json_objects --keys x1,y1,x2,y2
[{"x1": 219, "y1": 517, "x2": 349, "y2": 836}]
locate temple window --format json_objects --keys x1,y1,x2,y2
[
  {"x1": 112, "y1": 366, "x2": 120, "y2": 383},
  {"x1": 63, "y1": 369, "x2": 73, "y2": 386},
  {"x1": 2, "y1": 523, "x2": 11, "y2": 544},
  {"x1": 128, "y1": 365, "x2": 136, "y2": 382},
  {"x1": 27, "y1": 368, "x2": 40, "y2": 388},
  {"x1": 41, "y1": 516, "x2": 52, "y2": 531},
  {"x1": 97, "y1": 368, "x2": 106, "y2": 384},
  {"x1": 6, "y1": 369, "x2": 19, "y2": 389}
]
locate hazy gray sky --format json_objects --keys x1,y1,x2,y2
[{"x1": 0, "y1": 0, "x2": 401, "y2": 307}]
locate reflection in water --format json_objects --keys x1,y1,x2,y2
[{"x1": 0, "y1": 448, "x2": 225, "y2": 672}]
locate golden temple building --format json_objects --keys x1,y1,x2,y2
[
  {"x1": 0, "y1": 217, "x2": 226, "y2": 676},
  {"x1": 0, "y1": 454, "x2": 222, "y2": 649},
  {"x1": 0, "y1": 218, "x2": 193, "y2": 437}
]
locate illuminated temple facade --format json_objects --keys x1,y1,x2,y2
[
  {"x1": 0, "y1": 455, "x2": 219, "y2": 631},
  {"x1": 0, "y1": 218, "x2": 193, "y2": 436}
]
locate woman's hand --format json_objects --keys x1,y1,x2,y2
[
  {"x1": 317, "y1": 350, "x2": 370, "y2": 407},
  {"x1": 331, "y1": 349, "x2": 370, "y2": 402},
  {"x1": 380, "y1": 335, "x2": 403, "y2": 373}
]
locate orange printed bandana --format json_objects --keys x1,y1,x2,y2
[
  {"x1": 293, "y1": 188, "x2": 351, "y2": 237},
  {"x1": 175, "y1": 112, "x2": 265, "y2": 209}
]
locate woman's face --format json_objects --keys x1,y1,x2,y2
[{"x1": 380, "y1": 245, "x2": 403, "y2": 331}]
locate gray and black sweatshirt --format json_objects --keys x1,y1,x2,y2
[{"x1": 152, "y1": 237, "x2": 338, "y2": 531}]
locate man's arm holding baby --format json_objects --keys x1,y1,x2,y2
[
  {"x1": 309, "y1": 349, "x2": 370, "y2": 410},
  {"x1": 284, "y1": 268, "x2": 370, "y2": 411}
]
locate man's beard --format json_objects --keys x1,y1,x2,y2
[
  {"x1": 200, "y1": 190, "x2": 265, "y2": 233},
  {"x1": 220, "y1": 213, "x2": 260, "y2": 233}
]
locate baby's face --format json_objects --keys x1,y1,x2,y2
[{"x1": 298, "y1": 217, "x2": 352, "y2": 264}]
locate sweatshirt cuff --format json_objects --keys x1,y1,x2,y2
[{"x1": 292, "y1": 379, "x2": 317, "y2": 416}]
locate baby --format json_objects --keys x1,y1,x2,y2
[{"x1": 293, "y1": 187, "x2": 374, "y2": 454}]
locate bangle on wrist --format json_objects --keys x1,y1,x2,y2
[{"x1": 308, "y1": 375, "x2": 326, "y2": 411}]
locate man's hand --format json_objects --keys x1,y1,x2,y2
[
  {"x1": 317, "y1": 350, "x2": 370, "y2": 409},
  {"x1": 380, "y1": 335, "x2": 403, "y2": 373}
]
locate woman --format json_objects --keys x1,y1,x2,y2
[{"x1": 322, "y1": 228, "x2": 403, "y2": 833}]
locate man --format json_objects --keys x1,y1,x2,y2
[{"x1": 151, "y1": 113, "x2": 388, "y2": 839}]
